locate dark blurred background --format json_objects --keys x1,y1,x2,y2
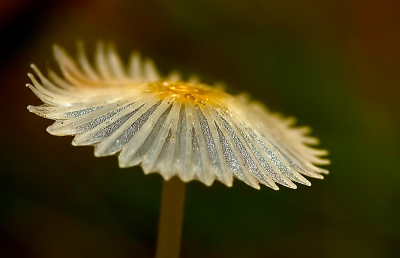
[{"x1": 1, "y1": 0, "x2": 399, "y2": 257}]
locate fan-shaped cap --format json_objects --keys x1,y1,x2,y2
[{"x1": 27, "y1": 42, "x2": 329, "y2": 190}]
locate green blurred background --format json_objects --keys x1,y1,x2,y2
[{"x1": 1, "y1": 0, "x2": 399, "y2": 257}]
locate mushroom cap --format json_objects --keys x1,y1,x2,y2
[{"x1": 27, "y1": 42, "x2": 329, "y2": 190}]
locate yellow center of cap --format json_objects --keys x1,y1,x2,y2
[{"x1": 147, "y1": 81, "x2": 230, "y2": 106}]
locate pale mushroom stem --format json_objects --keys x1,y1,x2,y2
[{"x1": 155, "y1": 176, "x2": 186, "y2": 258}]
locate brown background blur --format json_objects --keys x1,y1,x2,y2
[{"x1": 1, "y1": 0, "x2": 399, "y2": 257}]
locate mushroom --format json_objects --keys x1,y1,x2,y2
[{"x1": 26, "y1": 42, "x2": 330, "y2": 258}]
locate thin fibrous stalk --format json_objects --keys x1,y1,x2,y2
[{"x1": 155, "y1": 176, "x2": 186, "y2": 258}]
